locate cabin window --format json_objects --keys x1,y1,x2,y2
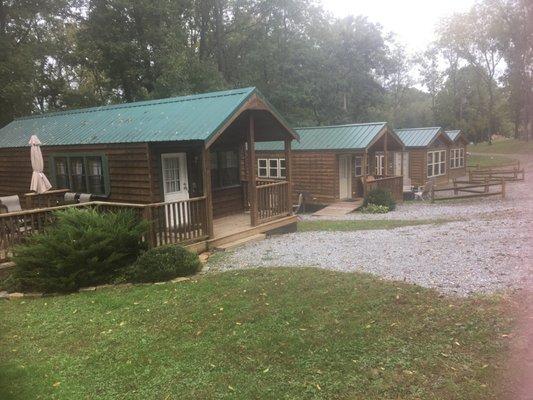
[
  {"x1": 354, "y1": 156, "x2": 363, "y2": 176},
  {"x1": 50, "y1": 154, "x2": 109, "y2": 195},
  {"x1": 427, "y1": 150, "x2": 446, "y2": 177},
  {"x1": 450, "y1": 148, "x2": 464, "y2": 168},
  {"x1": 257, "y1": 159, "x2": 268, "y2": 178},
  {"x1": 257, "y1": 158, "x2": 286, "y2": 179},
  {"x1": 211, "y1": 149, "x2": 240, "y2": 189}
]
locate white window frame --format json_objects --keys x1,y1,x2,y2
[
  {"x1": 427, "y1": 150, "x2": 447, "y2": 178},
  {"x1": 450, "y1": 148, "x2": 465, "y2": 169},
  {"x1": 258, "y1": 157, "x2": 286, "y2": 179},
  {"x1": 375, "y1": 154, "x2": 384, "y2": 176},
  {"x1": 257, "y1": 159, "x2": 268, "y2": 178}
]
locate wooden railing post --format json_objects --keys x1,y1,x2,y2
[
  {"x1": 430, "y1": 186, "x2": 435, "y2": 203},
  {"x1": 501, "y1": 178, "x2": 506, "y2": 199},
  {"x1": 143, "y1": 205, "x2": 156, "y2": 248},
  {"x1": 453, "y1": 179, "x2": 458, "y2": 195},
  {"x1": 484, "y1": 176, "x2": 489, "y2": 193}
]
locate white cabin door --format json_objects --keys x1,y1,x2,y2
[
  {"x1": 402, "y1": 152, "x2": 410, "y2": 185},
  {"x1": 339, "y1": 155, "x2": 352, "y2": 200},
  {"x1": 161, "y1": 153, "x2": 189, "y2": 227}
]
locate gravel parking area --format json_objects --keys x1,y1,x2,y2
[{"x1": 210, "y1": 155, "x2": 532, "y2": 296}]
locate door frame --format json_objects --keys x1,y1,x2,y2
[
  {"x1": 338, "y1": 154, "x2": 352, "y2": 200},
  {"x1": 161, "y1": 152, "x2": 189, "y2": 202}
]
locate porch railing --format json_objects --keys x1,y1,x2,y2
[
  {"x1": 0, "y1": 197, "x2": 208, "y2": 263},
  {"x1": 22, "y1": 189, "x2": 70, "y2": 210},
  {"x1": 257, "y1": 181, "x2": 291, "y2": 224},
  {"x1": 363, "y1": 176, "x2": 403, "y2": 202}
]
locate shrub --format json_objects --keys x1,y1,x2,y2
[
  {"x1": 361, "y1": 203, "x2": 390, "y2": 214},
  {"x1": 9, "y1": 208, "x2": 148, "y2": 293},
  {"x1": 122, "y1": 245, "x2": 201, "y2": 283},
  {"x1": 363, "y1": 188, "x2": 396, "y2": 210}
]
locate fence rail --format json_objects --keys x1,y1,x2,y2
[
  {"x1": 430, "y1": 179, "x2": 506, "y2": 202},
  {"x1": 257, "y1": 181, "x2": 291, "y2": 224},
  {"x1": 22, "y1": 189, "x2": 70, "y2": 210},
  {"x1": 0, "y1": 197, "x2": 208, "y2": 263},
  {"x1": 468, "y1": 167, "x2": 525, "y2": 183},
  {"x1": 363, "y1": 176, "x2": 403, "y2": 202}
]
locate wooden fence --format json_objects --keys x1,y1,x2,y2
[
  {"x1": 0, "y1": 197, "x2": 208, "y2": 263},
  {"x1": 430, "y1": 179, "x2": 506, "y2": 202},
  {"x1": 363, "y1": 176, "x2": 403, "y2": 202},
  {"x1": 468, "y1": 166, "x2": 525, "y2": 183},
  {"x1": 257, "y1": 181, "x2": 291, "y2": 224}
]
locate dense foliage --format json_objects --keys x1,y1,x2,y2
[
  {"x1": 121, "y1": 245, "x2": 202, "y2": 283},
  {"x1": 363, "y1": 188, "x2": 396, "y2": 211},
  {"x1": 360, "y1": 203, "x2": 390, "y2": 214},
  {"x1": 8, "y1": 208, "x2": 148, "y2": 293},
  {"x1": 0, "y1": 0, "x2": 530, "y2": 140}
]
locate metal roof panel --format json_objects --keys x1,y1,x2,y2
[
  {"x1": 396, "y1": 127, "x2": 443, "y2": 148},
  {"x1": 256, "y1": 122, "x2": 387, "y2": 151},
  {"x1": 0, "y1": 88, "x2": 256, "y2": 148}
]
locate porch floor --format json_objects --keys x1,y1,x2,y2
[
  {"x1": 213, "y1": 213, "x2": 252, "y2": 238},
  {"x1": 312, "y1": 199, "x2": 364, "y2": 217}
]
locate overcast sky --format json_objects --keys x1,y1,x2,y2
[{"x1": 321, "y1": 0, "x2": 476, "y2": 53}]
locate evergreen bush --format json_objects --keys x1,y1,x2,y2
[
  {"x1": 122, "y1": 245, "x2": 201, "y2": 283},
  {"x1": 363, "y1": 188, "x2": 396, "y2": 210},
  {"x1": 9, "y1": 208, "x2": 148, "y2": 293}
]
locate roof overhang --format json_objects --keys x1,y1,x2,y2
[{"x1": 205, "y1": 91, "x2": 299, "y2": 149}]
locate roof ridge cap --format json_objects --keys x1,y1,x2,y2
[{"x1": 296, "y1": 122, "x2": 386, "y2": 130}]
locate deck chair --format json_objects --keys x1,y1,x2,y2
[
  {"x1": 414, "y1": 181, "x2": 433, "y2": 201},
  {"x1": 0, "y1": 195, "x2": 22, "y2": 214}
]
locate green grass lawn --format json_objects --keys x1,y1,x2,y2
[
  {"x1": 0, "y1": 268, "x2": 514, "y2": 399},
  {"x1": 469, "y1": 139, "x2": 533, "y2": 155},
  {"x1": 467, "y1": 154, "x2": 518, "y2": 168},
  {"x1": 298, "y1": 219, "x2": 456, "y2": 232}
]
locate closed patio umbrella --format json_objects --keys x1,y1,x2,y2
[{"x1": 29, "y1": 135, "x2": 52, "y2": 194}]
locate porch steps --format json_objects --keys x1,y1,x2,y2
[
  {"x1": 206, "y1": 215, "x2": 297, "y2": 250},
  {"x1": 214, "y1": 233, "x2": 266, "y2": 251},
  {"x1": 312, "y1": 199, "x2": 364, "y2": 217}
]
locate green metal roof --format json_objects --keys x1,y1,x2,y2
[
  {"x1": 445, "y1": 130, "x2": 462, "y2": 142},
  {"x1": 0, "y1": 87, "x2": 263, "y2": 148},
  {"x1": 396, "y1": 127, "x2": 444, "y2": 148},
  {"x1": 256, "y1": 122, "x2": 388, "y2": 151}
]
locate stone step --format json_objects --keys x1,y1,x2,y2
[{"x1": 214, "y1": 233, "x2": 266, "y2": 251}]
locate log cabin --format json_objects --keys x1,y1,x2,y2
[
  {"x1": 445, "y1": 130, "x2": 469, "y2": 181},
  {"x1": 0, "y1": 87, "x2": 299, "y2": 250},
  {"x1": 255, "y1": 122, "x2": 405, "y2": 205},
  {"x1": 396, "y1": 127, "x2": 460, "y2": 188}
]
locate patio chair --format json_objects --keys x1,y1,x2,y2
[
  {"x1": 0, "y1": 195, "x2": 22, "y2": 214},
  {"x1": 414, "y1": 181, "x2": 433, "y2": 201}
]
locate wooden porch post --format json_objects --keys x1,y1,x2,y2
[
  {"x1": 363, "y1": 150, "x2": 368, "y2": 197},
  {"x1": 247, "y1": 113, "x2": 258, "y2": 226},
  {"x1": 201, "y1": 146, "x2": 214, "y2": 238},
  {"x1": 383, "y1": 131, "x2": 388, "y2": 177},
  {"x1": 284, "y1": 138, "x2": 292, "y2": 213}
]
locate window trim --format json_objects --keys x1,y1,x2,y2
[
  {"x1": 257, "y1": 157, "x2": 286, "y2": 179},
  {"x1": 49, "y1": 153, "x2": 110, "y2": 196},
  {"x1": 427, "y1": 150, "x2": 447, "y2": 178},
  {"x1": 257, "y1": 158, "x2": 268, "y2": 178},
  {"x1": 450, "y1": 148, "x2": 465, "y2": 169}
]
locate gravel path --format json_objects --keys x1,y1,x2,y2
[{"x1": 210, "y1": 154, "x2": 533, "y2": 296}]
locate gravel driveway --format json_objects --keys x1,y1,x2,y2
[{"x1": 210, "y1": 154, "x2": 532, "y2": 296}]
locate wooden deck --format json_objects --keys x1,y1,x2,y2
[{"x1": 312, "y1": 199, "x2": 364, "y2": 217}]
